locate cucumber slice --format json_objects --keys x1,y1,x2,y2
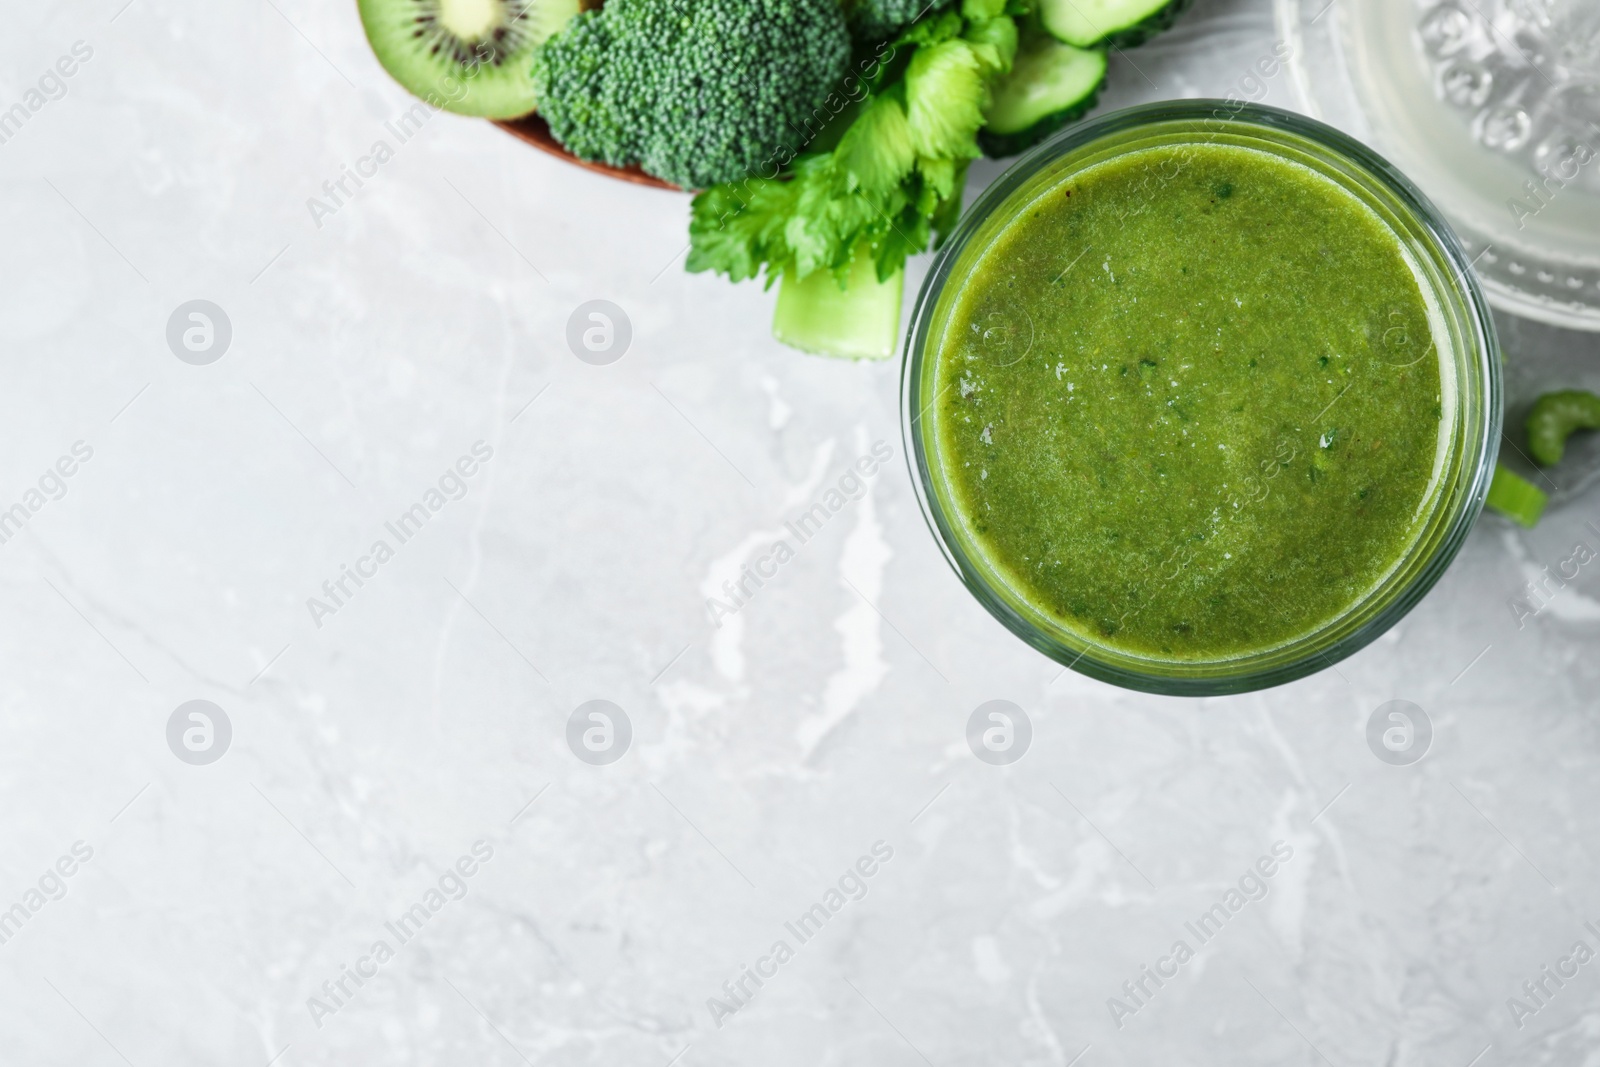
[
  {"x1": 979, "y1": 36, "x2": 1107, "y2": 157},
  {"x1": 1038, "y1": 0, "x2": 1194, "y2": 49}
]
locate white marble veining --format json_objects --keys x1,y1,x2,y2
[{"x1": 2, "y1": 1, "x2": 1600, "y2": 1065}]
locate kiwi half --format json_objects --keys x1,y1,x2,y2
[{"x1": 358, "y1": 0, "x2": 581, "y2": 118}]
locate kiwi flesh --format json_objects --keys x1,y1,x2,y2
[{"x1": 358, "y1": 0, "x2": 581, "y2": 118}]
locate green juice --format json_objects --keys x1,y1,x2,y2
[{"x1": 928, "y1": 142, "x2": 1447, "y2": 661}]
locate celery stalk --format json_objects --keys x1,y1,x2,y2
[
  {"x1": 1485, "y1": 462, "x2": 1548, "y2": 528},
  {"x1": 772, "y1": 249, "x2": 904, "y2": 361}
]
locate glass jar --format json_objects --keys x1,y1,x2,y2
[{"x1": 901, "y1": 101, "x2": 1502, "y2": 695}]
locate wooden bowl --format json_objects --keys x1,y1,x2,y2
[{"x1": 494, "y1": 114, "x2": 680, "y2": 191}]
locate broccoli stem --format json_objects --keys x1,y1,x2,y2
[{"x1": 772, "y1": 248, "x2": 905, "y2": 360}]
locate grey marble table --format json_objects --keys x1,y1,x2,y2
[{"x1": 2, "y1": 0, "x2": 1598, "y2": 1065}]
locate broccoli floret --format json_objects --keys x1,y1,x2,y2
[
  {"x1": 532, "y1": 0, "x2": 851, "y2": 189},
  {"x1": 529, "y1": 11, "x2": 631, "y2": 166},
  {"x1": 848, "y1": 0, "x2": 954, "y2": 42}
]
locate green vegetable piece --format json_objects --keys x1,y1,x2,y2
[
  {"x1": 773, "y1": 248, "x2": 905, "y2": 361},
  {"x1": 531, "y1": 0, "x2": 851, "y2": 189},
  {"x1": 1485, "y1": 462, "x2": 1548, "y2": 528},
  {"x1": 837, "y1": 93, "x2": 918, "y2": 197},
  {"x1": 847, "y1": 0, "x2": 953, "y2": 42},
  {"x1": 894, "y1": 8, "x2": 967, "y2": 47},
  {"x1": 964, "y1": 14, "x2": 1020, "y2": 75},
  {"x1": 1525, "y1": 388, "x2": 1600, "y2": 466},
  {"x1": 979, "y1": 33, "x2": 1107, "y2": 157},
  {"x1": 905, "y1": 39, "x2": 990, "y2": 160},
  {"x1": 1038, "y1": 0, "x2": 1194, "y2": 49},
  {"x1": 685, "y1": 167, "x2": 808, "y2": 284}
]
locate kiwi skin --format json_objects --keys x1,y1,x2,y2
[{"x1": 358, "y1": 0, "x2": 581, "y2": 119}]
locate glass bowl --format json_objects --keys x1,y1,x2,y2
[{"x1": 901, "y1": 101, "x2": 1502, "y2": 695}]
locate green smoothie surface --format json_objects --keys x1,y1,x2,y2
[{"x1": 928, "y1": 141, "x2": 1447, "y2": 661}]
